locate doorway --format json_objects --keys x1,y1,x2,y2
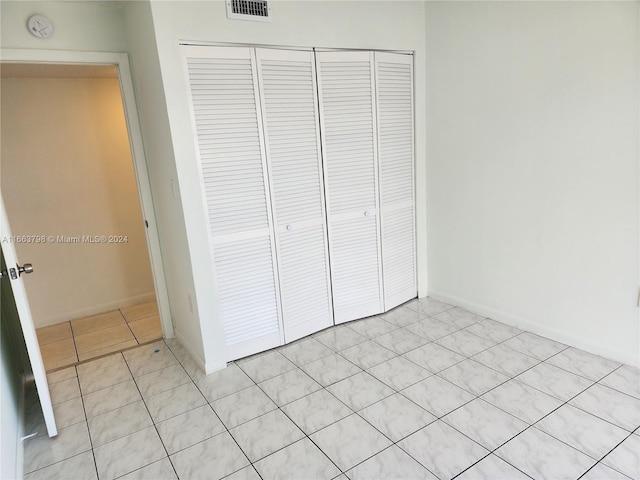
[{"x1": 1, "y1": 60, "x2": 171, "y2": 372}]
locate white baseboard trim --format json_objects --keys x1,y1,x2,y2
[
  {"x1": 427, "y1": 290, "x2": 640, "y2": 368},
  {"x1": 37, "y1": 292, "x2": 157, "y2": 328},
  {"x1": 174, "y1": 329, "x2": 225, "y2": 375}
]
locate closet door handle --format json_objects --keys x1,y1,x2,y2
[
  {"x1": 286, "y1": 224, "x2": 294, "y2": 231},
  {"x1": 364, "y1": 211, "x2": 370, "y2": 217}
]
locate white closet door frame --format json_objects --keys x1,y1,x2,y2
[
  {"x1": 182, "y1": 45, "x2": 285, "y2": 360},
  {"x1": 255, "y1": 48, "x2": 334, "y2": 342},
  {"x1": 374, "y1": 52, "x2": 417, "y2": 309},
  {"x1": 316, "y1": 50, "x2": 385, "y2": 323}
]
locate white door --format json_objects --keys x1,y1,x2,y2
[
  {"x1": 375, "y1": 52, "x2": 417, "y2": 309},
  {"x1": 1, "y1": 197, "x2": 57, "y2": 437},
  {"x1": 183, "y1": 46, "x2": 283, "y2": 361},
  {"x1": 316, "y1": 51, "x2": 384, "y2": 323},
  {"x1": 255, "y1": 48, "x2": 333, "y2": 342}
]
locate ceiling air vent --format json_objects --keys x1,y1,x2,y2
[{"x1": 226, "y1": 0, "x2": 272, "y2": 22}]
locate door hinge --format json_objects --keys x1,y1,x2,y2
[{"x1": 145, "y1": 220, "x2": 149, "y2": 228}]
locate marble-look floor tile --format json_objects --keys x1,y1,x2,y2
[
  {"x1": 71, "y1": 310, "x2": 125, "y2": 336},
  {"x1": 279, "y1": 337, "x2": 334, "y2": 366},
  {"x1": 601, "y1": 365, "x2": 640, "y2": 399},
  {"x1": 405, "y1": 297, "x2": 454, "y2": 316},
  {"x1": 49, "y1": 376, "x2": 81, "y2": 405},
  {"x1": 282, "y1": 389, "x2": 352, "y2": 435},
  {"x1": 602, "y1": 434, "x2": 640, "y2": 480},
  {"x1": 238, "y1": 350, "x2": 296, "y2": 383},
  {"x1": 366, "y1": 356, "x2": 431, "y2": 391},
  {"x1": 230, "y1": 409, "x2": 305, "y2": 462},
  {"x1": 310, "y1": 414, "x2": 392, "y2": 471},
  {"x1": 359, "y1": 393, "x2": 436, "y2": 442},
  {"x1": 82, "y1": 379, "x2": 141, "y2": 418},
  {"x1": 314, "y1": 326, "x2": 368, "y2": 352},
  {"x1": 403, "y1": 342, "x2": 465, "y2": 373},
  {"x1": 121, "y1": 301, "x2": 159, "y2": 323},
  {"x1": 47, "y1": 366, "x2": 77, "y2": 385},
  {"x1": 547, "y1": 347, "x2": 620, "y2": 382},
  {"x1": 170, "y1": 431, "x2": 249, "y2": 480},
  {"x1": 135, "y1": 364, "x2": 191, "y2": 399},
  {"x1": 126, "y1": 348, "x2": 178, "y2": 377},
  {"x1": 570, "y1": 384, "x2": 640, "y2": 432},
  {"x1": 456, "y1": 454, "x2": 531, "y2": 480},
  {"x1": 581, "y1": 463, "x2": 632, "y2": 480},
  {"x1": 504, "y1": 332, "x2": 567, "y2": 360},
  {"x1": 37, "y1": 322, "x2": 73, "y2": 346},
  {"x1": 156, "y1": 404, "x2": 225, "y2": 455},
  {"x1": 535, "y1": 404, "x2": 629, "y2": 459},
  {"x1": 434, "y1": 308, "x2": 485, "y2": 329},
  {"x1": 24, "y1": 451, "x2": 96, "y2": 480},
  {"x1": 399, "y1": 420, "x2": 488, "y2": 480},
  {"x1": 77, "y1": 362, "x2": 132, "y2": 395},
  {"x1": 436, "y1": 330, "x2": 496, "y2": 357},
  {"x1": 438, "y1": 359, "x2": 509, "y2": 396},
  {"x1": 402, "y1": 375, "x2": 475, "y2": 417},
  {"x1": 94, "y1": 426, "x2": 165, "y2": 480},
  {"x1": 122, "y1": 340, "x2": 167, "y2": 362},
  {"x1": 23, "y1": 422, "x2": 92, "y2": 474},
  {"x1": 212, "y1": 385, "x2": 277, "y2": 429},
  {"x1": 472, "y1": 343, "x2": 540, "y2": 377},
  {"x1": 196, "y1": 363, "x2": 254, "y2": 402},
  {"x1": 340, "y1": 340, "x2": 397, "y2": 369},
  {"x1": 222, "y1": 465, "x2": 261, "y2": 480},
  {"x1": 482, "y1": 379, "x2": 563, "y2": 424},
  {"x1": 515, "y1": 361, "x2": 593, "y2": 401},
  {"x1": 345, "y1": 316, "x2": 397, "y2": 339},
  {"x1": 118, "y1": 457, "x2": 177, "y2": 480},
  {"x1": 76, "y1": 353, "x2": 124, "y2": 377},
  {"x1": 404, "y1": 317, "x2": 458, "y2": 341},
  {"x1": 327, "y1": 371, "x2": 394, "y2": 411},
  {"x1": 87, "y1": 400, "x2": 152, "y2": 447},
  {"x1": 347, "y1": 445, "x2": 438, "y2": 480},
  {"x1": 464, "y1": 318, "x2": 522, "y2": 343},
  {"x1": 258, "y1": 368, "x2": 322, "y2": 406},
  {"x1": 379, "y1": 306, "x2": 425, "y2": 327},
  {"x1": 495, "y1": 427, "x2": 595, "y2": 480},
  {"x1": 301, "y1": 353, "x2": 361, "y2": 387},
  {"x1": 253, "y1": 438, "x2": 340, "y2": 480},
  {"x1": 145, "y1": 382, "x2": 207, "y2": 423},
  {"x1": 443, "y1": 398, "x2": 528, "y2": 450},
  {"x1": 373, "y1": 328, "x2": 428, "y2": 355},
  {"x1": 52, "y1": 396, "x2": 86, "y2": 430}
]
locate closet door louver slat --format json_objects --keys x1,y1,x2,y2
[
  {"x1": 375, "y1": 52, "x2": 417, "y2": 309},
  {"x1": 316, "y1": 51, "x2": 384, "y2": 323},
  {"x1": 183, "y1": 46, "x2": 282, "y2": 361},
  {"x1": 256, "y1": 48, "x2": 333, "y2": 342}
]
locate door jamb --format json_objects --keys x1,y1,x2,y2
[{"x1": 1, "y1": 48, "x2": 174, "y2": 338}]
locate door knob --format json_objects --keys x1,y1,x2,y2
[{"x1": 18, "y1": 263, "x2": 33, "y2": 276}]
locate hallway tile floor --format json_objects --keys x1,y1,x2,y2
[
  {"x1": 35, "y1": 301, "x2": 162, "y2": 371},
  {"x1": 23, "y1": 297, "x2": 640, "y2": 479}
]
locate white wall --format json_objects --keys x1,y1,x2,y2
[
  {"x1": 1, "y1": 77, "x2": 155, "y2": 327},
  {"x1": 425, "y1": 2, "x2": 640, "y2": 366},
  {"x1": 137, "y1": 0, "x2": 428, "y2": 371}
]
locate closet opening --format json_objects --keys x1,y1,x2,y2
[{"x1": 1, "y1": 62, "x2": 170, "y2": 373}]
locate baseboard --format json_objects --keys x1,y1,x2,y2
[
  {"x1": 427, "y1": 290, "x2": 640, "y2": 368},
  {"x1": 174, "y1": 329, "x2": 225, "y2": 375},
  {"x1": 36, "y1": 292, "x2": 157, "y2": 328}
]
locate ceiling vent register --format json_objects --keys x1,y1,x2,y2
[{"x1": 226, "y1": 0, "x2": 272, "y2": 22}]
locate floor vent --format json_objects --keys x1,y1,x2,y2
[{"x1": 226, "y1": 0, "x2": 272, "y2": 22}]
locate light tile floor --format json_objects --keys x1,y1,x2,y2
[
  {"x1": 23, "y1": 297, "x2": 640, "y2": 479},
  {"x1": 36, "y1": 301, "x2": 162, "y2": 371}
]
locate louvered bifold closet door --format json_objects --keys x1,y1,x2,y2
[
  {"x1": 183, "y1": 46, "x2": 283, "y2": 361},
  {"x1": 375, "y1": 52, "x2": 417, "y2": 309},
  {"x1": 255, "y1": 48, "x2": 333, "y2": 342},
  {"x1": 316, "y1": 51, "x2": 384, "y2": 324}
]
